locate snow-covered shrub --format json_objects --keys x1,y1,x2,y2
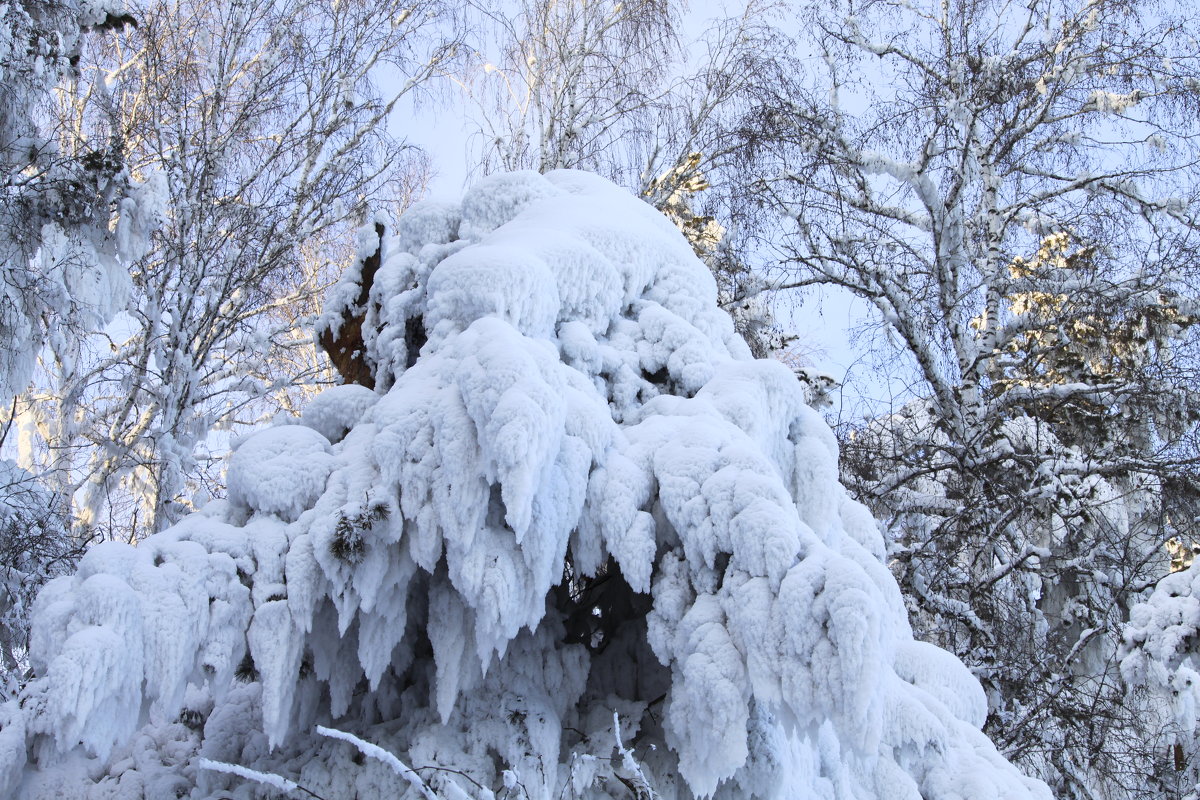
[{"x1": 1, "y1": 171, "x2": 1050, "y2": 799}]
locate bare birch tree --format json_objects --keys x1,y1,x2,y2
[
  {"x1": 18, "y1": 0, "x2": 457, "y2": 541},
  {"x1": 451, "y1": 0, "x2": 795, "y2": 353},
  {"x1": 748, "y1": 0, "x2": 1200, "y2": 794}
]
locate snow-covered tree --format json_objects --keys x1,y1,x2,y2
[
  {"x1": 15, "y1": 0, "x2": 455, "y2": 542},
  {"x1": 749, "y1": 0, "x2": 1200, "y2": 794},
  {"x1": 456, "y1": 0, "x2": 679, "y2": 176},
  {"x1": 0, "y1": 0, "x2": 152, "y2": 406},
  {"x1": 0, "y1": 172, "x2": 1049, "y2": 800},
  {"x1": 0, "y1": 0, "x2": 158, "y2": 694}
]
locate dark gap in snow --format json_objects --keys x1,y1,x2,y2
[
  {"x1": 557, "y1": 557, "x2": 651, "y2": 655},
  {"x1": 714, "y1": 551, "x2": 730, "y2": 588},
  {"x1": 486, "y1": 483, "x2": 508, "y2": 531},
  {"x1": 641, "y1": 365, "x2": 668, "y2": 387},
  {"x1": 405, "y1": 314, "x2": 427, "y2": 369}
]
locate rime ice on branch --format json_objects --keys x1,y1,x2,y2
[{"x1": 2, "y1": 171, "x2": 1050, "y2": 799}]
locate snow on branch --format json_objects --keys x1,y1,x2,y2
[
  {"x1": 316, "y1": 726, "x2": 439, "y2": 800},
  {"x1": 197, "y1": 759, "x2": 312, "y2": 797}
]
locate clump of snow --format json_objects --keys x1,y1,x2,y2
[
  {"x1": 2, "y1": 171, "x2": 1050, "y2": 800},
  {"x1": 458, "y1": 170, "x2": 562, "y2": 239},
  {"x1": 226, "y1": 426, "x2": 334, "y2": 520},
  {"x1": 392, "y1": 200, "x2": 460, "y2": 255},
  {"x1": 300, "y1": 384, "x2": 378, "y2": 443}
]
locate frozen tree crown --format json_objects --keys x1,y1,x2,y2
[{"x1": 2, "y1": 171, "x2": 1049, "y2": 800}]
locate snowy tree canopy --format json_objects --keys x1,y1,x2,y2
[
  {"x1": 0, "y1": 0, "x2": 154, "y2": 403},
  {"x1": 1, "y1": 172, "x2": 1050, "y2": 799},
  {"x1": 746, "y1": 0, "x2": 1200, "y2": 791}
]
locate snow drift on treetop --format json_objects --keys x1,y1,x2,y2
[{"x1": 0, "y1": 170, "x2": 1050, "y2": 800}]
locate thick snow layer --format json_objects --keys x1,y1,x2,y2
[
  {"x1": 299, "y1": 384, "x2": 378, "y2": 444},
  {"x1": 226, "y1": 426, "x2": 334, "y2": 520},
  {"x1": 2, "y1": 171, "x2": 1050, "y2": 800},
  {"x1": 1121, "y1": 560, "x2": 1200, "y2": 747}
]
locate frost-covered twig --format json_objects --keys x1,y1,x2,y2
[
  {"x1": 316, "y1": 725, "x2": 439, "y2": 800},
  {"x1": 612, "y1": 711, "x2": 658, "y2": 800},
  {"x1": 197, "y1": 758, "x2": 329, "y2": 800},
  {"x1": 420, "y1": 764, "x2": 495, "y2": 797}
]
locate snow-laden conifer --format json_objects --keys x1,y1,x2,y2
[{"x1": 3, "y1": 172, "x2": 1049, "y2": 800}]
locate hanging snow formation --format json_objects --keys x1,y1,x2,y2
[{"x1": 0, "y1": 171, "x2": 1050, "y2": 799}]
